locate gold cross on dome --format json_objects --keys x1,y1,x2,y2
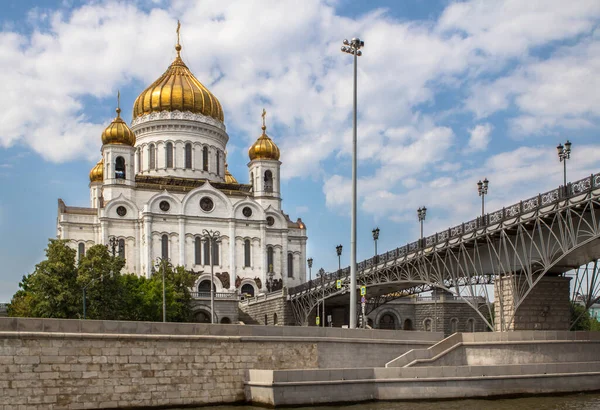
[
  {"x1": 176, "y1": 20, "x2": 181, "y2": 45},
  {"x1": 261, "y1": 109, "x2": 267, "y2": 128}
]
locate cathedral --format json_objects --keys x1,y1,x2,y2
[{"x1": 56, "y1": 32, "x2": 307, "y2": 297}]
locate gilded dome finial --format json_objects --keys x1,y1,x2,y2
[
  {"x1": 116, "y1": 90, "x2": 121, "y2": 117},
  {"x1": 175, "y1": 20, "x2": 182, "y2": 57},
  {"x1": 248, "y1": 109, "x2": 280, "y2": 161}
]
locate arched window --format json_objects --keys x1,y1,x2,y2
[
  {"x1": 220, "y1": 317, "x2": 231, "y2": 324},
  {"x1": 379, "y1": 313, "x2": 396, "y2": 330},
  {"x1": 241, "y1": 283, "x2": 255, "y2": 297},
  {"x1": 264, "y1": 314, "x2": 268, "y2": 325},
  {"x1": 185, "y1": 143, "x2": 192, "y2": 169},
  {"x1": 273, "y1": 313, "x2": 278, "y2": 325},
  {"x1": 118, "y1": 239, "x2": 125, "y2": 258},
  {"x1": 195, "y1": 237, "x2": 202, "y2": 265},
  {"x1": 424, "y1": 318, "x2": 432, "y2": 332},
  {"x1": 139, "y1": 149, "x2": 143, "y2": 172},
  {"x1": 115, "y1": 156, "x2": 126, "y2": 179},
  {"x1": 202, "y1": 147, "x2": 209, "y2": 171},
  {"x1": 467, "y1": 318, "x2": 475, "y2": 332},
  {"x1": 403, "y1": 318, "x2": 413, "y2": 331},
  {"x1": 78, "y1": 243, "x2": 85, "y2": 262},
  {"x1": 212, "y1": 241, "x2": 219, "y2": 266},
  {"x1": 244, "y1": 239, "x2": 251, "y2": 267},
  {"x1": 264, "y1": 170, "x2": 273, "y2": 192},
  {"x1": 149, "y1": 144, "x2": 156, "y2": 170},
  {"x1": 216, "y1": 151, "x2": 220, "y2": 176},
  {"x1": 267, "y1": 246, "x2": 274, "y2": 272},
  {"x1": 203, "y1": 240, "x2": 210, "y2": 265},
  {"x1": 161, "y1": 234, "x2": 168, "y2": 259},
  {"x1": 287, "y1": 253, "x2": 294, "y2": 278},
  {"x1": 250, "y1": 172, "x2": 254, "y2": 188},
  {"x1": 136, "y1": 150, "x2": 141, "y2": 173},
  {"x1": 166, "y1": 142, "x2": 174, "y2": 168},
  {"x1": 450, "y1": 318, "x2": 458, "y2": 334}
]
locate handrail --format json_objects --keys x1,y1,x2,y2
[
  {"x1": 289, "y1": 173, "x2": 600, "y2": 297},
  {"x1": 190, "y1": 292, "x2": 239, "y2": 300}
]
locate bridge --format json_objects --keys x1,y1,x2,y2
[{"x1": 287, "y1": 172, "x2": 600, "y2": 330}]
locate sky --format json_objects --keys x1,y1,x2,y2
[{"x1": 1, "y1": 0, "x2": 600, "y2": 302}]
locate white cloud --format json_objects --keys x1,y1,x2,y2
[
  {"x1": 0, "y1": 0, "x2": 599, "y2": 228},
  {"x1": 465, "y1": 123, "x2": 493, "y2": 153}
]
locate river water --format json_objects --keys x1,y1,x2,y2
[{"x1": 182, "y1": 393, "x2": 600, "y2": 409}]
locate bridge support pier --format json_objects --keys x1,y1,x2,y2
[{"x1": 494, "y1": 275, "x2": 571, "y2": 331}]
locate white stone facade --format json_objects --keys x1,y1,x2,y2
[{"x1": 57, "y1": 111, "x2": 307, "y2": 295}]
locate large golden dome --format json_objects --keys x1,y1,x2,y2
[
  {"x1": 132, "y1": 43, "x2": 224, "y2": 122},
  {"x1": 89, "y1": 159, "x2": 103, "y2": 183},
  {"x1": 101, "y1": 107, "x2": 136, "y2": 146},
  {"x1": 248, "y1": 110, "x2": 280, "y2": 161}
]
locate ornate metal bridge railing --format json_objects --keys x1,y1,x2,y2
[{"x1": 288, "y1": 173, "x2": 600, "y2": 328}]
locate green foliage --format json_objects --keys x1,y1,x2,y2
[
  {"x1": 9, "y1": 239, "x2": 80, "y2": 318},
  {"x1": 8, "y1": 239, "x2": 196, "y2": 322},
  {"x1": 571, "y1": 303, "x2": 596, "y2": 331}
]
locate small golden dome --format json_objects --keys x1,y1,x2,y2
[
  {"x1": 248, "y1": 109, "x2": 280, "y2": 161},
  {"x1": 101, "y1": 107, "x2": 136, "y2": 146},
  {"x1": 132, "y1": 43, "x2": 224, "y2": 122},
  {"x1": 224, "y1": 161, "x2": 238, "y2": 184},
  {"x1": 89, "y1": 159, "x2": 103, "y2": 183}
]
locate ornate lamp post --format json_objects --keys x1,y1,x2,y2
[
  {"x1": 318, "y1": 268, "x2": 326, "y2": 328},
  {"x1": 307, "y1": 257, "x2": 313, "y2": 287},
  {"x1": 477, "y1": 178, "x2": 489, "y2": 217},
  {"x1": 155, "y1": 257, "x2": 172, "y2": 323},
  {"x1": 341, "y1": 37, "x2": 364, "y2": 329},
  {"x1": 417, "y1": 207, "x2": 427, "y2": 246},
  {"x1": 372, "y1": 227, "x2": 380, "y2": 262},
  {"x1": 557, "y1": 140, "x2": 572, "y2": 191},
  {"x1": 108, "y1": 236, "x2": 118, "y2": 257},
  {"x1": 335, "y1": 245, "x2": 343, "y2": 277},
  {"x1": 202, "y1": 229, "x2": 221, "y2": 324}
]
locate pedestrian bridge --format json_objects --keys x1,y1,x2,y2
[{"x1": 288, "y1": 173, "x2": 600, "y2": 330}]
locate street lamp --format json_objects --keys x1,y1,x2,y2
[
  {"x1": 307, "y1": 257, "x2": 313, "y2": 287},
  {"x1": 557, "y1": 140, "x2": 572, "y2": 191},
  {"x1": 202, "y1": 229, "x2": 221, "y2": 324},
  {"x1": 155, "y1": 257, "x2": 172, "y2": 323},
  {"x1": 335, "y1": 245, "x2": 343, "y2": 277},
  {"x1": 372, "y1": 228, "x2": 380, "y2": 262},
  {"x1": 477, "y1": 178, "x2": 489, "y2": 217},
  {"x1": 82, "y1": 272, "x2": 113, "y2": 320},
  {"x1": 417, "y1": 207, "x2": 427, "y2": 245},
  {"x1": 318, "y1": 268, "x2": 326, "y2": 328},
  {"x1": 108, "y1": 236, "x2": 118, "y2": 257},
  {"x1": 341, "y1": 37, "x2": 364, "y2": 329}
]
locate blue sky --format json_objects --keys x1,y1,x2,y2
[{"x1": 1, "y1": 0, "x2": 600, "y2": 301}]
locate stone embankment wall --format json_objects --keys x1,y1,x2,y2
[{"x1": 0, "y1": 317, "x2": 440, "y2": 409}]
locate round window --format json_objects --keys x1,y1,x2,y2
[
  {"x1": 242, "y1": 206, "x2": 252, "y2": 217},
  {"x1": 116, "y1": 206, "x2": 127, "y2": 217},
  {"x1": 200, "y1": 197, "x2": 214, "y2": 212},
  {"x1": 159, "y1": 200, "x2": 170, "y2": 212},
  {"x1": 266, "y1": 216, "x2": 275, "y2": 226}
]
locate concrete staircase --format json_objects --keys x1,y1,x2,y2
[
  {"x1": 245, "y1": 331, "x2": 600, "y2": 407},
  {"x1": 238, "y1": 308, "x2": 261, "y2": 325}
]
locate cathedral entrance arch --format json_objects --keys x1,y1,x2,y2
[
  {"x1": 241, "y1": 283, "x2": 255, "y2": 297},
  {"x1": 198, "y1": 280, "x2": 216, "y2": 293}
]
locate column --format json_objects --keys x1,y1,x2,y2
[
  {"x1": 282, "y1": 232, "x2": 289, "y2": 280},
  {"x1": 134, "y1": 221, "x2": 140, "y2": 275},
  {"x1": 144, "y1": 215, "x2": 153, "y2": 278},
  {"x1": 229, "y1": 221, "x2": 235, "y2": 292},
  {"x1": 100, "y1": 220, "x2": 108, "y2": 245},
  {"x1": 178, "y1": 217, "x2": 185, "y2": 267},
  {"x1": 260, "y1": 227, "x2": 266, "y2": 290}
]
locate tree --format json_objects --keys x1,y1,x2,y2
[
  {"x1": 571, "y1": 302, "x2": 593, "y2": 330},
  {"x1": 8, "y1": 239, "x2": 197, "y2": 322},
  {"x1": 9, "y1": 239, "x2": 80, "y2": 318},
  {"x1": 77, "y1": 244, "x2": 125, "y2": 320}
]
